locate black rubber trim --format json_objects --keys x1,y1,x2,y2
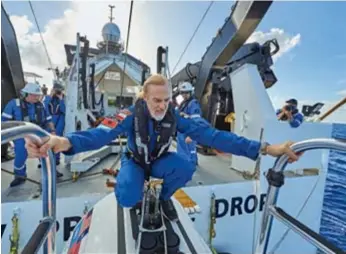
[
  {"x1": 275, "y1": 207, "x2": 345, "y2": 254},
  {"x1": 130, "y1": 207, "x2": 139, "y2": 240},
  {"x1": 117, "y1": 203, "x2": 126, "y2": 254},
  {"x1": 176, "y1": 220, "x2": 198, "y2": 254},
  {"x1": 22, "y1": 217, "x2": 53, "y2": 254}
]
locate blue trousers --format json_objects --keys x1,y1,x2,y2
[
  {"x1": 13, "y1": 139, "x2": 27, "y2": 176},
  {"x1": 176, "y1": 133, "x2": 198, "y2": 166},
  {"x1": 115, "y1": 152, "x2": 196, "y2": 207}
]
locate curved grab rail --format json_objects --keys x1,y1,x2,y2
[
  {"x1": 1, "y1": 121, "x2": 57, "y2": 254},
  {"x1": 255, "y1": 138, "x2": 346, "y2": 254}
]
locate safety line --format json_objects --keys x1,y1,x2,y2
[
  {"x1": 171, "y1": 1, "x2": 214, "y2": 75},
  {"x1": 120, "y1": 0, "x2": 134, "y2": 104},
  {"x1": 28, "y1": 1, "x2": 56, "y2": 79}
]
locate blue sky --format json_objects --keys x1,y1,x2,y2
[{"x1": 3, "y1": 1, "x2": 346, "y2": 121}]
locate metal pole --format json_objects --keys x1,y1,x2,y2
[
  {"x1": 1, "y1": 121, "x2": 57, "y2": 254},
  {"x1": 255, "y1": 138, "x2": 346, "y2": 254},
  {"x1": 318, "y1": 97, "x2": 346, "y2": 122}
]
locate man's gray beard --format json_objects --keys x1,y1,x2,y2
[{"x1": 151, "y1": 109, "x2": 167, "y2": 121}]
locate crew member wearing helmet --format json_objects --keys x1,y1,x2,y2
[
  {"x1": 176, "y1": 82, "x2": 202, "y2": 167},
  {"x1": 44, "y1": 81, "x2": 66, "y2": 166},
  {"x1": 1, "y1": 82, "x2": 62, "y2": 187}
]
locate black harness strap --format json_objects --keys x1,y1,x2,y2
[
  {"x1": 132, "y1": 99, "x2": 176, "y2": 180},
  {"x1": 20, "y1": 100, "x2": 44, "y2": 126},
  {"x1": 48, "y1": 96, "x2": 62, "y2": 115}
]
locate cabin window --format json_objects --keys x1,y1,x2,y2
[
  {"x1": 108, "y1": 96, "x2": 117, "y2": 107},
  {"x1": 105, "y1": 71, "x2": 121, "y2": 81}
]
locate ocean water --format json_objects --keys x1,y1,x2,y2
[{"x1": 319, "y1": 123, "x2": 346, "y2": 251}]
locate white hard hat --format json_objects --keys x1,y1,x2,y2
[
  {"x1": 21, "y1": 82, "x2": 42, "y2": 95},
  {"x1": 179, "y1": 82, "x2": 194, "y2": 92}
]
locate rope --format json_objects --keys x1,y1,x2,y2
[
  {"x1": 171, "y1": 1, "x2": 214, "y2": 75},
  {"x1": 119, "y1": 0, "x2": 134, "y2": 105},
  {"x1": 28, "y1": 1, "x2": 56, "y2": 79}
]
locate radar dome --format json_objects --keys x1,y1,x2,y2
[{"x1": 102, "y1": 22, "x2": 121, "y2": 43}]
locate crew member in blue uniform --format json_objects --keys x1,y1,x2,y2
[
  {"x1": 276, "y1": 98, "x2": 304, "y2": 128},
  {"x1": 46, "y1": 82, "x2": 66, "y2": 165},
  {"x1": 176, "y1": 82, "x2": 201, "y2": 167},
  {"x1": 1, "y1": 82, "x2": 62, "y2": 187},
  {"x1": 24, "y1": 74, "x2": 300, "y2": 221}
]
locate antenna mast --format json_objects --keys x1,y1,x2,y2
[{"x1": 109, "y1": 5, "x2": 115, "y2": 22}]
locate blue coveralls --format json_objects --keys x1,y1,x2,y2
[
  {"x1": 177, "y1": 98, "x2": 202, "y2": 166},
  {"x1": 45, "y1": 95, "x2": 66, "y2": 162},
  {"x1": 1, "y1": 98, "x2": 53, "y2": 176},
  {"x1": 276, "y1": 108, "x2": 304, "y2": 128},
  {"x1": 62, "y1": 105, "x2": 261, "y2": 208}
]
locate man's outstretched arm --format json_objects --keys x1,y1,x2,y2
[
  {"x1": 25, "y1": 110, "x2": 133, "y2": 158},
  {"x1": 176, "y1": 111, "x2": 299, "y2": 161}
]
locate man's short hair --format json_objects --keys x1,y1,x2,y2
[{"x1": 143, "y1": 74, "x2": 168, "y2": 93}]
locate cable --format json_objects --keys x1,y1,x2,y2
[
  {"x1": 171, "y1": 1, "x2": 214, "y2": 75},
  {"x1": 28, "y1": 1, "x2": 56, "y2": 79},
  {"x1": 119, "y1": 0, "x2": 134, "y2": 106}
]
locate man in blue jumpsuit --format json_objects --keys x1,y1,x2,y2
[
  {"x1": 25, "y1": 74, "x2": 299, "y2": 221},
  {"x1": 45, "y1": 82, "x2": 66, "y2": 166},
  {"x1": 176, "y1": 82, "x2": 201, "y2": 167},
  {"x1": 1, "y1": 82, "x2": 60, "y2": 187},
  {"x1": 276, "y1": 98, "x2": 304, "y2": 128}
]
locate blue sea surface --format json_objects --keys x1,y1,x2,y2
[{"x1": 319, "y1": 123, "x2": 346, "y2": 251}]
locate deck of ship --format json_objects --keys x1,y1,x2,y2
[{"x1": 1, "y1": 143, "x2": 248, "y2": 204}]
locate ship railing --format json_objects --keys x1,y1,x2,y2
[
  {"x1": 255, "y1": 138, "x2": 346, "y2": 254},
  {"x1": 1, "y1": 121, "x2": 57, "y2": 254}
]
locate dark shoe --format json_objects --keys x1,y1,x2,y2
[
  {"x1": 56, "y1": 170, "x2": 63, "y2": 178},
  {"x1": 10, "y1": 177, "x2": 26, "y2": 187},
  {"x1": 161, "y1": 199, "x2": 178, "y2": 222},
  {"x1": 39, "y1": 161, "x2": 60, "y2": 168}
]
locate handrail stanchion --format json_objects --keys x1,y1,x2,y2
[
  {"x1": 1, "y1": 121, "x2": 57, "y2": 254},
  {"x1": 255, "y1": 138, "x2": 346, "y2": 254}
]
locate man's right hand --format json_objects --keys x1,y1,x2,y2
[{"x1": 25, "y1": 135, "x2": 72, "y2": 158}]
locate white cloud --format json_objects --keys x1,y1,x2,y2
[
  {"x1": 247, "y1": 28, "x2": 301, "y2": 62},
  {"x1": 269, "y1": 94, "x2": 346, "y2": 124},
  {"x1": 10, "y1": 2, "x2": 301, "y2": 89},
  {"x1": 10, "y1": 2, "x2": 134, "y2": 88}
]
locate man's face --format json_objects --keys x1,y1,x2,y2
[
  {"x1": 26, "y1": 94, "x2": 41, "y2": 103},
  {"x1": 144, "y1": 84, "x2": 171, "y2": 121},
  {"x1": 181, "y1": 91, "x2": 191, "y2": 101},
  {"x1": 285, "y1": 102, "x2": 296, "y2": 111}
]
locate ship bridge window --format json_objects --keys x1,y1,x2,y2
[
  {"x1": 107, "y1": 96, "x2": 133, "y2": 107},
  {"x1": 115, "y1": 96, "x2": 133, "y2": 107},
  {"x1": 105, "y1": 71, "x2": 121, "y2": 81},
  {"x1": 108, "y1": 96, "x2": 117, "y2": 107}
]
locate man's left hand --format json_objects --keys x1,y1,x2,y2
[{"x1": 266, "y1": 141, "x2": 301, "y2": 163}]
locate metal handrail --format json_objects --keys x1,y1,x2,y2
[
  {"x1": 1, "y1": 121, "x2": 57, "y2": 254},
  {"x1": 255, "y1": 138, "x2": 346, "y2": 254}
]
